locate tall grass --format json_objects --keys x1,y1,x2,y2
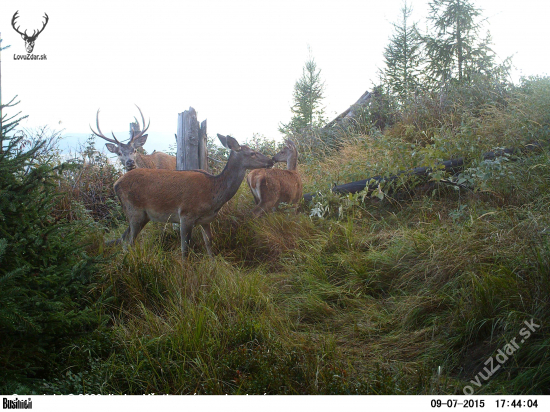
[{"x1": 36, "y1": 77, "x2": 550, "y2": 395}]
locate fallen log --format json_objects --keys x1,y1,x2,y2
[
  {"x1": 303, "y1": 143, "x2": 541, "y2": 203},
  {"x1": 324, "y1": 90, "x2": 372, "y2": 129}
]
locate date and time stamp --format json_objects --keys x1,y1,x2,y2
[{"x1": 430, "y1": 399, "x2": 540, "y2": 409}]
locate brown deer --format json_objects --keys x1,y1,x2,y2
[
  {"x1": 246, "y1": 139, "x2": 302, "y2": 217},
  {"x1": 90, "y1": 106, "x2": 176, "y2": 172},
  {"x1": 111, "y1": 134, "x2": 274, "y2": 258}
]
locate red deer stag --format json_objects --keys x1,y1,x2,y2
[
  {"x1": 246, "y1": 139, "x2": 302, "y2": 217},
  {"x1": 111, "y1": 134, "x2": 274, "y2": 258},
  {"x1": 90, "y1": 106, "x2": 176, "y2": 172}
]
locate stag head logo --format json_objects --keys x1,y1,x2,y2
[{"x1": 11, "y1": 11, "x2": 49, "y2": 54}]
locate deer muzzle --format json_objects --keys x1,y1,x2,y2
[{"x1": 125, "y1": 160, "x2": 136, "y2": 171}]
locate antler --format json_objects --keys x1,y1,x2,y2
[
  {"x1": 11, "y1": 12, "x2": 49, "y2": 39},
  {"x1": 89, "y1": 109, "x2": 121, "y2": 145},
  {"x1": 129, "y1": 105, "x2": 150, "y2": 143},
  {"x1": 30, "y1": 13, "x2": 49, "y2": 40},
  {"x1": 11, "y1": 11, "x2": 26, "y2": 37}
]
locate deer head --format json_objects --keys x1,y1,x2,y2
[
  {"x1": 217, "y1": 134, "x2": 277, "y2": 170},
  {"x1": 11, "y1": 11, "x2": 49, "y2": 54},
  {"x1": 247, "y1": 138, "x2": 302, "y2": 217},
  {"x1": 272, "y1": 139, "x2": 298, "y2": 170},
  {"x1": 90, "y1": 105, "x2": 150, "y2": 172}
]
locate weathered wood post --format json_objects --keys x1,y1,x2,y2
[
  {"x1": 129, "y1": 120, "x2": 140, "y2": 140},
  {"x1": 176, "y1": 107, "x2": 208, "y2": 171},
  {"x1": 129, "y1": 120, "x2": 147, "y2": 154},
  {"x1": 199, "y1": 119, "x2": 208, "y2": 171}
]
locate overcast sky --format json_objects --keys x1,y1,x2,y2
[{"x1": 1, "y1": 0, "x2": 549, "y2": 153}]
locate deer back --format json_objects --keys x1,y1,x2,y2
[
  {"x1": 135, "y1": 151, "x2": 177, "y2": 170},
  {"x1": 247, "y1": 168, "x2": 303, "y2": 206},
  {"x1": 115, "y1": 169, "x2": 220, "y2": 220},
  {"x1": 247, "y1": 139, "x2": 302, "y2": 209}
]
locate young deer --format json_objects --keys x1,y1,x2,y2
[
  {"x1": 246, "y1": 139, "x2": 303, "y2": 217},
  {"x1": 90, "y1": 106, "x2": 176, "y2": 172},
  {"x1": 111, "y1": 134, "x2": 274, "y2": 258}
]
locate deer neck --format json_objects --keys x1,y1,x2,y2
[
  {"x1": 210, "y1": 152, "x2": 248, "y2": 208},
  {"x1": 134, "y1": 152, "x2": 152, "y2": 169},
  {"x1": 286, "y1": 150, "x2": 298, "y2": 171}
]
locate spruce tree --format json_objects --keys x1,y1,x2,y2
[
  {"x1": 382, "y1": 1, "x2": 423, "y2": 102},
  {"x1": 0, "y1": 102, "x2": 99, "y2": 390},
  {"x1": 279, "y1": 53, "x2": 326, "y2": 139},
  {"x1": 423, "y1": 0, "x2": 496, "y2": 85}
]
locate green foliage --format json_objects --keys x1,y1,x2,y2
[
  {"x1": 4, "y1": 4, "x2": 550, "y2": 395},
  {"x1": 282, "y1": 56, "x2": 326, "y2": 131},
  {"x1": 280, "y1": 51, "x2": 327, "y2": 153},
  {"x1": 423, "y1": 0, "x2": 499, "y2": 85},
  {"x1": 58, "y1": 135, "x2": 123, "y2": 225},
  {"x1": 0, "y1": 113, "x2": 101, "y2": 390},
  {"x1": 245, "y1": 133, "x2": 281, "y2": 157},
  {"x1": 377, "y1": 0, "x2": 511, "y2": 121},
  {"x1": 382, "y1": 1, "x2": 423, "y2": 102}
]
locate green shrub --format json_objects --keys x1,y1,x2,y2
[{"x1": 0, "y1": 123, "x2": 102, "y2": 391}]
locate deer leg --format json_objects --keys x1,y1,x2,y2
[
  {"x1": 179, "y1": 217, "x2": 193, "y2": 259},
  {"x1": 253, "y1": 199, "x2": 277, "y2": 217},
  {"x1": 106, "y1": 227, "x2": 127, "y2": 246},
  {"x1": 186, "y1": 229, "x2": 193, "y2": 247},
  {"x1": 251, "y1": 194, "x2": 270, "y2": 217},
  {"x1": 106, "y1": 237, "x2": 122, "y2": 246},
  {"x1": 247, "y1": 177, "x2": 260, "y2": 205},
  {"x1": 120, "y1": 226, "x2": 131, "y2": 243},
  {"x1": 127, "y1": 213, "x2": 149, "y2": 246},
  {"x1": 252, "y1": 204, "x2": 266, "y2": 218},
  {"x1": 110, "y1": 213, "x2": 147, "y2": 249},
  {"x1": 200, "y1": 223, "x2": 214, "y2": 257}
]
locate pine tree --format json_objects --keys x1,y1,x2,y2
[
  {"x1": 382, "y1": 1, "x2": 423, "y2": 102},
  {"x1": 423, "y1": 0, "x2": 496, "y2": 85}
]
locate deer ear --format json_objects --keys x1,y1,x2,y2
[
  {"x1": 286, "y1": 139, "x2": 296, "y2": 148},
  {"x1": 132, "y1": 134, "x2": 148, "y2": 148},
  {"x1": 217, "y1": 134, "x2": 228, "y2": 147},
  {"x1": 217, "y1": 134, "x2": 241, "y2": 151},
  {"x1": 225, "y1": 135, "x2": 241, "y2": 152},
  {"x1": 105, "y1": 143, "x2": 120, "y2": 154}
]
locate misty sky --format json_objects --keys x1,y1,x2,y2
[{"x1": 1, "y1": 0, "x2": 549, "y2": 154}]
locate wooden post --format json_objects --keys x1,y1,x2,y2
[
  {"x1": 129, "y1": 121, "x2": 146, "y2": 154},
  {"x1": 129, "y1": 121, "x2": 140, "y2": 140},
  {"x1": 199, "y1": 119, "x2": 208, "y2": 172},
  {"x1": 176, "y1": 107, "x2": 207, "y2": 171}
]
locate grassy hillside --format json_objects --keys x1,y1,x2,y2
[
  {"x1": 88, "y1": 147, "x2": 548, "y2": 394},
  {"x1": 3, "y1": 77, "x2": 549, "y2": 395}
]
